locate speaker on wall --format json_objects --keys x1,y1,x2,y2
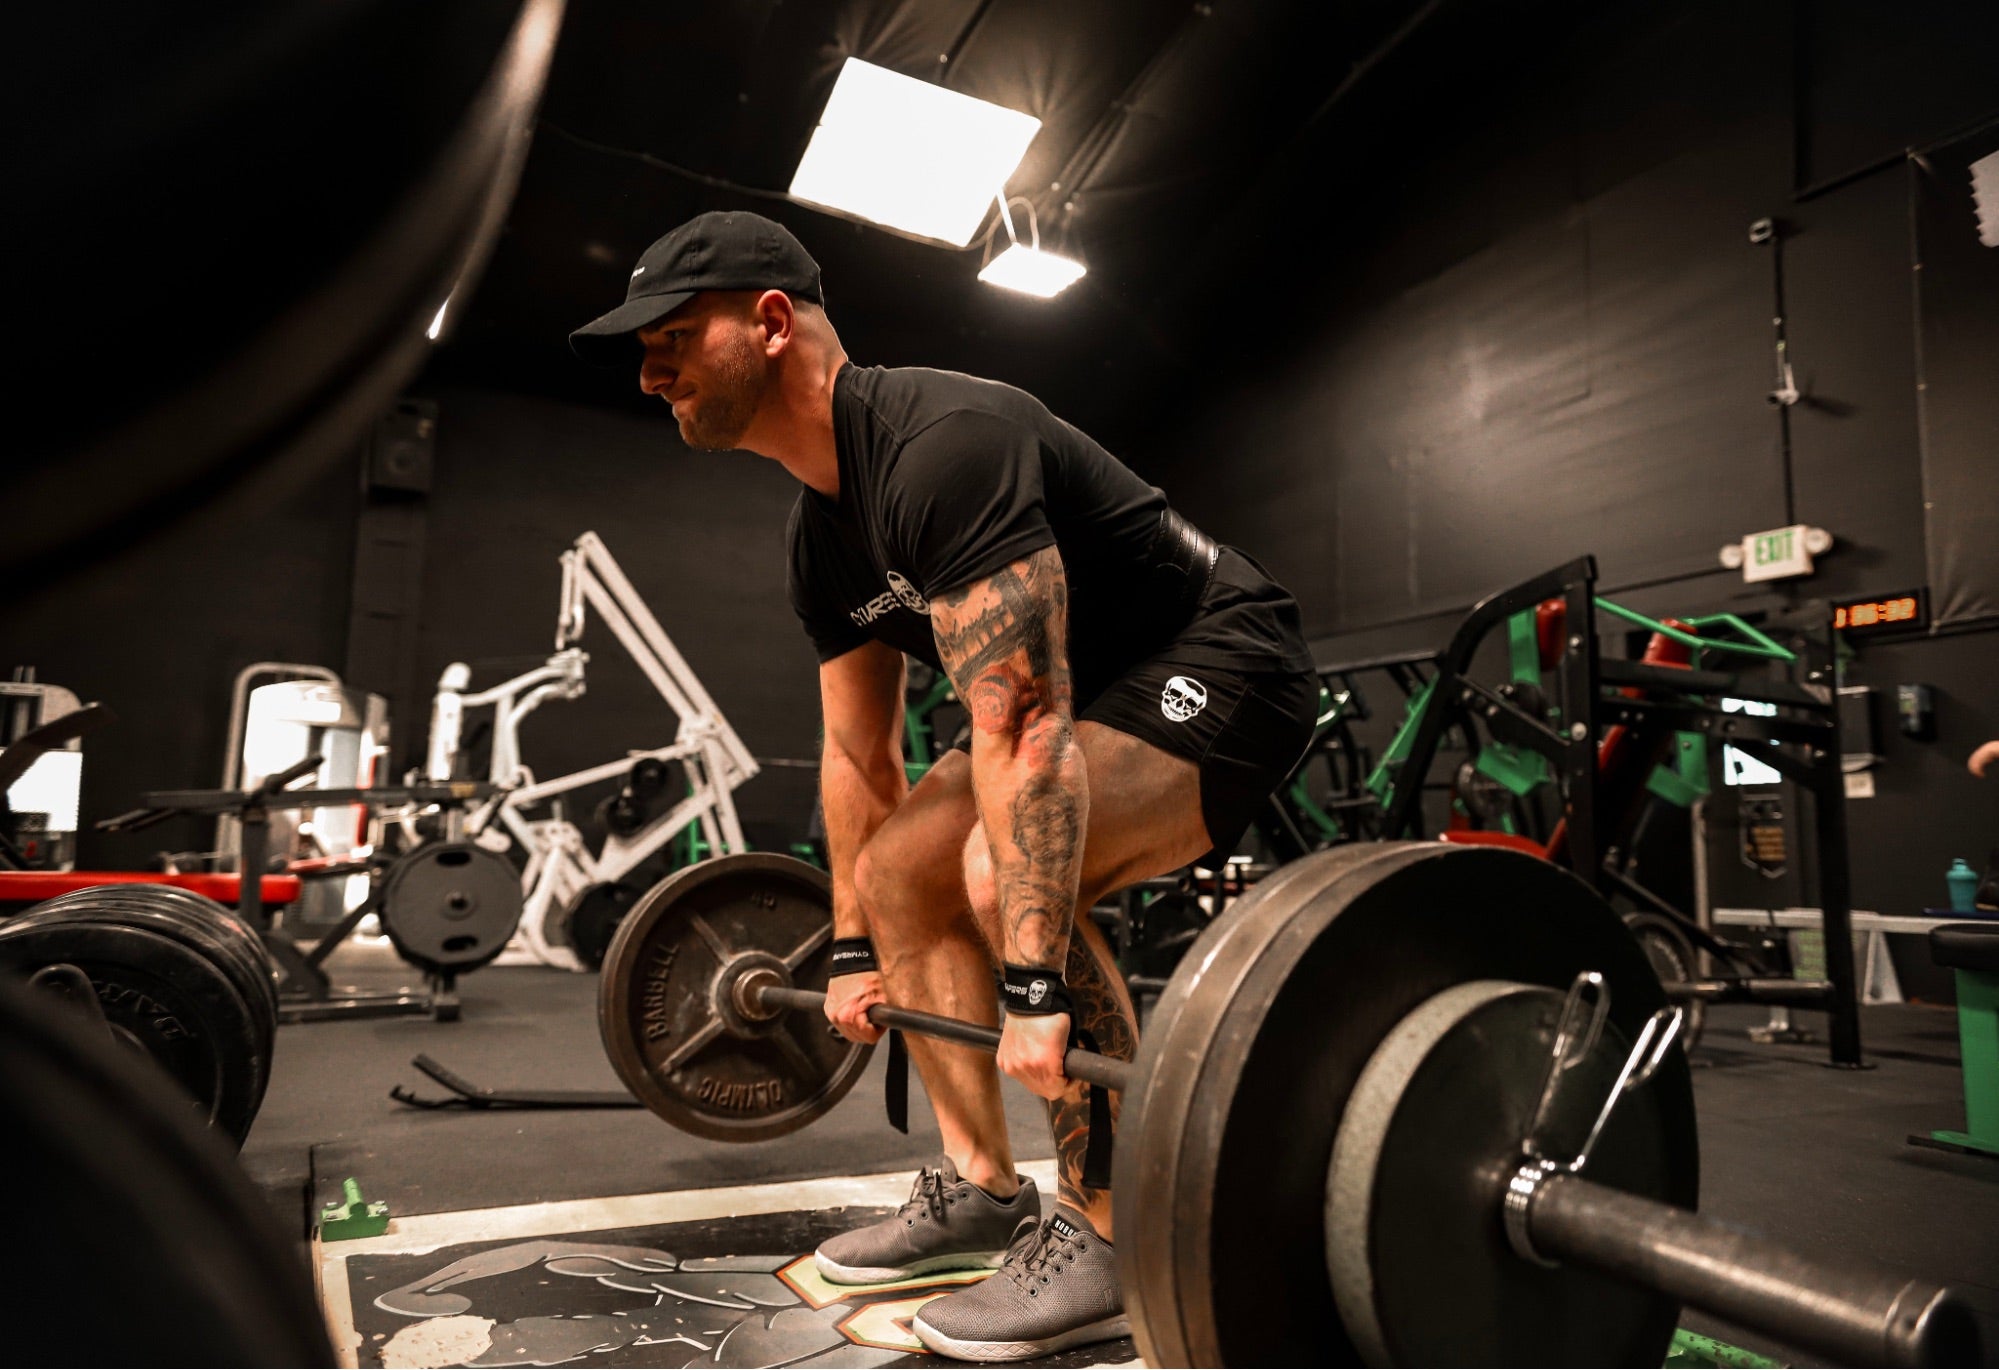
[{"x1": 365, "y1": 398, "x2": 438, "y2": 494}]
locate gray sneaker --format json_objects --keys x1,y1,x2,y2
[
  {"x1": 910, "y1": 1206, "x2": 1128, "y2": 1362},
  {"x1": 814, "y1": 1159, "x2": 1040, "y2": 1285}
]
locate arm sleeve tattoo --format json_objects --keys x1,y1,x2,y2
[{"x1": 929, "y1": 545, "x2": 1087, "y2": 969}]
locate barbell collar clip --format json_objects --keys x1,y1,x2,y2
[{"x1": 1520, "y1": 969, "x2": 1609, "y2": 1165}]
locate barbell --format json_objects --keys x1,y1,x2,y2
[{"x1": 596, "y1": 845, "x2": 1980, "y2": 1368}]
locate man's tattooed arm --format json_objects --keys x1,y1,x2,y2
[{"x1": 929, "y1": 546, "x2": 1086, "y2": 969}]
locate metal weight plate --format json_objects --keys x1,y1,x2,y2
[
  {"x1": 561, "y1": 880, "x2": 641, "y2": 971},
  {"x1": 1326, "y1": 981, "x2": 1682, "y2": 1366},
  {"x1": 22, "y1": 890, "x2": 277, "y2": 1120},
  {"x1": 598, "y1": 853, "x2": 872, "y2": 1142},
  {"x1": 627, "y1": 756, "x2": 672, "y2": 802},
  {"x1": 1115, "y1": 841, "x2": 1695, "y2": 1369},
  {"x1": 0, "y1": 915, "x2": 266, "y2": 1145},
  {"x1": 1624, "y1": 912, "x2": 1706, "y2": 1055},
  {"x1": 35, "y1": 883, "x2": 279, "y2": 1049},
  {"x1": 116, "y1": 884, "x2": 280, "y2": 1035},
  {"x1": 598, "y1": 791, "x2": 648, "y2": 837},
  {"x1": 379, "y1": 841, "x2": 523, "y2": 975},
  {"x1": 80, "y1": 885, "x2": 279, "y2": 1113},
  {"x1": 0, "y1": 976, "x2": 337, "y2": 1366}
]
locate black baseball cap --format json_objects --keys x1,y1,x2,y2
[{"x1": 568, "y1": 210, "x2": 824, "y2": 366}]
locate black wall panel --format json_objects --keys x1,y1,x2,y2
[
  {"x1": 1781, "y1": 167, "x2": 1928, "y2": 601},
  {"x1": 1174, "y1": 135, "x2": 1794, "y2": 634},
  {"x1": 1795, "y1": 1, "x2": 1999, "y2": 193},
  {"x1": 1914, "y1": 128, "x2": 1999, "y2": 627},
  {"x1": 3, "y1": 459, "x2": 360, "y2": 869},
  {"x1": 1148, "y1": 0, "x2": 1999, "y2": 916}
]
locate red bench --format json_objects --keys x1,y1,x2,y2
[{"x1": 0, "y1": 871, "x2": 302, "y2": 909}]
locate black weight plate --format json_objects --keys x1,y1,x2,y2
[
  {"x1": 0, "y1": 976, "x2": 336, "y2": 1365},
  {"x1": 35, "y1": 883, "x2": 279, "y2": 1057},
  {"x1": 116, "y1": 884, "x2": 279, "y2": 1035},
  {"x1": 598, "y1": 791, "x2": 648, "y2": 837},
  {"x1": 1116, "y1": 842, "x2": 1695, "y2": 1369},
  {"x1": 628, "y1": 756, "x2": 672, "y2": 802},
  {"x1": 27, "y1": 885, "x2": 276, "y2": 1041},
  {"x1": 598, "y1": 853, "x2": 872, "y2": 1142},
  {"x1": 0, "y1": 918, "x2": 266, "y2": 1145},
  {"x1": 1326, "y1": 981, "x2": 1681, "y2": 1366},
  {"x1": 21, "y1": 895, "x2": 276, "y2": 1119},
  {"x1": 1625, "y1": 912, "x2": 1707, "y2": 1055},
  {"x1": 563, "y1": 880, "x2": 641, "y2": 971},
  {"x1": 380, "y1": 841, "x2": 523, "y2": 975}
]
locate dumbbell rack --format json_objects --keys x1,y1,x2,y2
[
  {"x1": 1367, "y1": 555, "x2": 1864, "y2": 1066},
  {"x1": 103, "y1": 759, "x2": 500, "y2": 1022}
]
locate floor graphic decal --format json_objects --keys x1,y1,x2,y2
[{"x1": 316, "y1": 1164, "x2": 1137, "y2": 1369}]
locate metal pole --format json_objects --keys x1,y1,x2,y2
[
  {"x1": 756, "y1": 984, "x2": 1134, "y2": 1093},
  {"x1": 1528, "y1": 1173, "x2": 1977, "y2": 1368}
]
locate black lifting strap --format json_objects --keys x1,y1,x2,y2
[
  {"x1": 1073, "y1": 1027, "x2": 1114, "y2": 1192},
  {"x1": 883, "y1": 1022, "x2": 1110, "y2": 1188},
  {"x1": 884, "y1": 1028, "x2": 910, "y2": 1134}
]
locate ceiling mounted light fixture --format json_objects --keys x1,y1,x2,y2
[
  {"x1": 977, "y1": 194, "x2": 1086, "y2": 299},
  {"x1": 788, "y1": 58, "x2": 1041, "y2": 247}
]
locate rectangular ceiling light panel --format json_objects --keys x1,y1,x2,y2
[
  {"x1": 977, "y1": 243, "x2": 1087, "y2": 298},
  {"x1": 789, "y1": 58, "x2": 1041, "y2": 247}
]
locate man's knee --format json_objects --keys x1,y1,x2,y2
[
  {"x1": 855, "y1": 825, "x2": 979, "y2": 943},
  {"x1": 960, "y1": 828, "x2": 1000, "y2": 934},
  {"x1": 851, "y1": 836, "x2": 904, "y2": 927}
]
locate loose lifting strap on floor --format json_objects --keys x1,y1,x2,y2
[{"x1": 389, "y1": 1054, "x2": 638, "y2": 1110}]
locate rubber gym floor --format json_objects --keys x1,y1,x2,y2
[{"x1": 247, "y1": 938, "x2": 1999, "y2": 1369}]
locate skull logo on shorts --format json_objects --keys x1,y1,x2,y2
[{"x1": 1161, "y1": 674, "x2": 1208, "y2": 723}]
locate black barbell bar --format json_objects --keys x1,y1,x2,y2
[
  {"x1": 1524, "y1": 1172, "x2": 1975, "y2": 1368},
  {"x1": 752, "y1": 983, "x2": 1133, "y2": 1093}
]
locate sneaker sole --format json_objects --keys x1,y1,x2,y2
[
  {"x1": 813, "y1": 1249, "x2": 1009, "y2": 1285},
  {"x1": 910, "y1": 1311, "x2": 1131, "y2": 1362}
]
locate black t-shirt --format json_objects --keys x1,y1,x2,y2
[{"x1": 787, "y1": 364, "x2": 1311, "y2": 706}]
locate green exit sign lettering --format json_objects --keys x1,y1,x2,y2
[{"x1": 1737, "y1": 523, "x2": 1816, "y2": 582}]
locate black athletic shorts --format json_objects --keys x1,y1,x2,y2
[{"x1": 1078, "y1": 652, "x2": 1319, "y2": 867}]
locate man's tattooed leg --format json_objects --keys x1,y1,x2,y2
[{"x1": 1047, "y1": 919, "x2": 1138, "y2": 1235}]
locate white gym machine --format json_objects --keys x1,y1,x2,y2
[{"x1": 423, "y1": 531, "x2": 759, "y2": 970}]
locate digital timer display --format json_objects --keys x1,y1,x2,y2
[{"x1": 1832, "y1": 589, "x2": 1928, "y2": 634}]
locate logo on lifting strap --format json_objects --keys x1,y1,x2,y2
[
  {"x1": 1027, "y1": 979, "x2": 1048, "y2": 1007},
  {"x1": 1161, "y1": 675, "x2": 1208, "y2": 723}
]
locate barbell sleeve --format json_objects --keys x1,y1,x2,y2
[
  {"x1": 754, "y1": 984, "x2": 1135, "y2": 1093},
  {"x1": 1526, "y1": 1172, "x2": 1981, "y2": 1368}
]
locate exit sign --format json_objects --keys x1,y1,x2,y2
[{"x1": 1740, "y1": 524, "x2": 1814, "y2": 582}]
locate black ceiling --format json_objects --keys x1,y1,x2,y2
[
  {"x1": 8, "y1": 0, "x2": 1584, "y2": 586},
  {"x1": 422, "y1": 0, "x2": 1546, "y2": 446}
]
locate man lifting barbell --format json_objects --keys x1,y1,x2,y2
[{"x1": 571, "y1": 210, "x2": 1318, "y2": 1360}]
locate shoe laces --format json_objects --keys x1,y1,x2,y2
[
  {"x1": 898, "y1": 1166, "x2": 954, "y2": 1226},
  {"x1": 1001, "y1": 1218, "x2": 1086, "y2": 1293}
]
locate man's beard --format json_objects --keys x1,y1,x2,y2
[{"x1": 677, "y1": 332, "x2": 765, "y2": 451}]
